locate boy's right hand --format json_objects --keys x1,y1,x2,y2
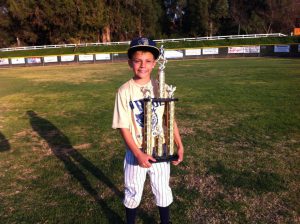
[{"x1": 136, "y1": 152, "x2": 156, "y2": 168}]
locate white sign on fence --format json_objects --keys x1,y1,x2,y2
[
  {"x1": 298, "y1": 44, "x2": 300, "y2": 52},
  {"x1": 228, "y1": 47, "x2": 244, "y2": 54},
  {"x1": 0, "y1": 58, "x2": 9, "y2": 65},
  {"x1": 229, "y1": 46, "x2": 260, "y2": 54},
  {"x1": 79, "y1": 54, "x2": 94, "y2": 61},
  {"x1": 185, "y1": 49, "x2": 201, "y2": 56},
  {"x1": 44, "y1": 56, "x2": 58, "y2": 63},
  {"x1": 244, "y1": 46, "x2": 260, "y2": 53},
  {"x1": 61, "y1": 55, "x2": 75, "y2": 62},
  {"x1": 165, "y1": 50, "x2": 183, "y2": 59},
  {"x1": 202, "y1": 48, "x2": 219, "y2": 55},
  {"x1": 11, "y1": 58, "x2": 25, "y2": 64},
  {"x1": 95, "y1": 54, "x2": 111, "y2": 60},
  {"x1": 274, "y1": 45, "x2": 290, "y2": 53},
  {"x1": 27, "y1": 57, "x2": 41, "y2": 64}
]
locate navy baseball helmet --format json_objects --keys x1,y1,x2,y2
[{"x1": 127, "y1": 37, "x2": 160, "y2": 59}]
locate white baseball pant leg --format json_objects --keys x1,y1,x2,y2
[{"x1": 123, "y1": 149, "x2": 173, "y2": 209}]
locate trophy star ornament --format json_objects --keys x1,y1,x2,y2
[
  {"x1": 141, "y1": 86, "x2": 152, "y2": 99},
  {"x1": 167, "y1": 85, "x2": 176, "y2": 98}
]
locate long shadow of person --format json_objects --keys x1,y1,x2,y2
[
  {"x1": 0, "y1": 131, "x2": 10, "y2": 152},
  {"x1": 27, "y1": 110, "x2": 124, "y2": 223},
  {"x1": 27, "y1": 110, "x2": 156, "y2": 223}
]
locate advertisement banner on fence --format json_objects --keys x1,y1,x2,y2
[
  {"x1": 165, "y1": 50, "x2": 183, "y2": 59},
  {"x1": 244, "y1": 46, "x2": 260, "y2": 53},
  {"x1": 27, "y1": 57, "x2": 41, "y2": 64},
  {"x1": 11, "y1": 58, "x2": 25, "y2": 64},
  {"x1": 79, "y1": 54, "x2": 94, "y2": 61},
  {"x1": 202, "y1": 48, "x2": 219, "y2": 55},
  {"x1": 298, "y1": 45, "x2": 300, "y2": 52},
  {"x1": 44, "y1": 56, "x2": 58, "y2": 63},
  {"x1": 0, "y1": 58, "x2": 9, "y2": 65},
  {"x1": 61, "y1": 55, "x2": 75, "y2": 62},
  {"x1": 274, "y1": 45, "x2": 290, "y2": 53},
  {"x1": 228, "y1": 47, "x2": 244, "y2": 54},
  {"x1": 228, "y1": 46, "x2": 260, "y2": 54},
  {"x1": 95, "y1": 54, "x2": 111, "y2": 60},
  {"x1": 185, "y1": 49, "x2": 201, "y2": 56}
]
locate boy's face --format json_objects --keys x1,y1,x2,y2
[{"x1": 129, "y1": 51, "x2": 156, "y2": 83}]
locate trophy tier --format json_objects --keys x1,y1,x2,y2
[{"x1": 142, "y1": 98, "x2": 179, "y2": 163}]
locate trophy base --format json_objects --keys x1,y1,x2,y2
[{"x1": 150, "y1": 154, "x2": 179, "y2": 163}]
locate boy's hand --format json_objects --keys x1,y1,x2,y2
[
  {"x1": 136, "y1": 152, "x2": 156, "y2": 168},
  {"x1": 172, "y1": 146, "x2": 184, "y2": 166}
]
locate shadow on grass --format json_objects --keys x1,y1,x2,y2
[
  {"x1": 27, "y1": 110, "x2": 124, "y2": 222},
  {"x1": 0, "y1": 131, "x2": 10, "y2": 152},
  {"x1": 207, "y1": 161, "x2": 286, "y2": 193},
  {"x1": 27, "y1": 110, "x2": 156, "y2": 223}
]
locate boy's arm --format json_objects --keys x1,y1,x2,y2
[
  {"x1": 172, "y1": 120, "x2": 184, "y2": 166},
  {"x1": 119, "y1": 128, "x2": 156, "y2": 168}
]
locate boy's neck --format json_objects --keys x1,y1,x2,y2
[{"x1": 132, "y1": 77, "x2": 151, "y2": 85}]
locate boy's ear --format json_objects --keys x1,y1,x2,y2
[
  {"x1": 152, "y1": 60, "x2": 157, "y2": 68},
  {"x1": 128, "y1": 59, "x2": 133, "y2": 68}
]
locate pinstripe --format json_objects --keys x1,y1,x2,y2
[{"x1": 123, "y1": 149, "x2": 173, "y2": 208}]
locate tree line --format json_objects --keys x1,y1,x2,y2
[{"x1": 0, "y1": 0, "x2": 299, "y2": 47}]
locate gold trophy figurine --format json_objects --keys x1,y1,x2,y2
[{"x1": 142, "y1": 45, "x2": 179, "y2": 162}]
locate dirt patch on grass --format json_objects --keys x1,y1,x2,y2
[
  {"x1": 179, "y1": 126, "x2": 195, "y2": 136},
  {"x1": 12, "y1": 129, "x2": 53, "y2": 156},
  {"x1": 13, "y1": 130, "x2": 28, "y2": 138},
  {"x1": 74, "y1": 143, "x2": 91, "y2": 150},
  {"x1": 16, "y1": 167, "x2": 38, "y2": 181}
]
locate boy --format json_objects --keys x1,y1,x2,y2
[{"x1": 112, "y1": 37, "x2": 184, "y2": 224}]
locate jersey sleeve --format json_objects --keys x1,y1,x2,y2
[{"x1": 112, "y1": 89, "x2": 130, "y2": 129}]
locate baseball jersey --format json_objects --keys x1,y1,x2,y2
[{"x1": 112, "y1": 78, "x2": 167, "y2": 148}]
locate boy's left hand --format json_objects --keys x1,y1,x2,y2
[{"x1": 172, "y1": 146, "x2": 184, "y2": 166}]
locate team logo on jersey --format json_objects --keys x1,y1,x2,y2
[
  {"x1": 130, "y1": 99, "x2": 160, "y2": 133},
  {"x1": 135, "y1": 112, "x2": 144, "y2": 127},
  {"x1": 134, "y1": 110, "x2": 158, "y2": 129}
]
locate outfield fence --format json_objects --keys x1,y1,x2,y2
[
  {"x1": 0, "y1": 43, "x2": 299, "y2": 68},
  {"x1": 0, "y1": 33, "x2": 287, "y2": 52}
]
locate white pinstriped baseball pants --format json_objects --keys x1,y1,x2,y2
[{"x1": 123, "y1": 149, "x2": 173, "y2": 209}]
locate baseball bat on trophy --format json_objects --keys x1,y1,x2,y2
[{"x1": 142, "y1": 45, "x2": 179, "y2": 162}]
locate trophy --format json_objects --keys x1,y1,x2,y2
[{"x1": 142, "y1": 45, "x2": 179, "y2": 162}]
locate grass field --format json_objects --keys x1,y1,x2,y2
[{"x1": 0, "y1": 58, "x2": 299, "y2": 223}]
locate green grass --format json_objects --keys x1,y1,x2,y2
[{"x1": 0, "y1": 58, "x2": 299, "y2": 223}]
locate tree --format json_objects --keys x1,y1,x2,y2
[
  {"x1": 229, "y1": 0, "x2": 297, "y2": 35},
  {"x1": 0, "y1": 1, "x2": 13, "y2": 47},
  {"x1": 207, "y1": 0, "x2": 228, "y2": 36},
  {"x1": 184, "y1": 0, "x2": 228, "y2": 37},
  {"x1": 4, "y1": 0, "x2": 38, "y2": 45},
  {"x1": 74, "y1": 0, "x2": 105, "y2": 43},
  {"x1": 163, "y1": 0, "x2": 187, "y2": 36},
  {"x1": 229, "y1": 0, "x2": 247, "y2": 34},
  {"x1": 0, "y1": 0, "x2": 298, "y2": 47},
  {"x1": 102, "y1": 0, "x2": 163, "y2": 42},
  {"x1": 183, "y1": 0, "x2": 208, "y2": 36}
]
